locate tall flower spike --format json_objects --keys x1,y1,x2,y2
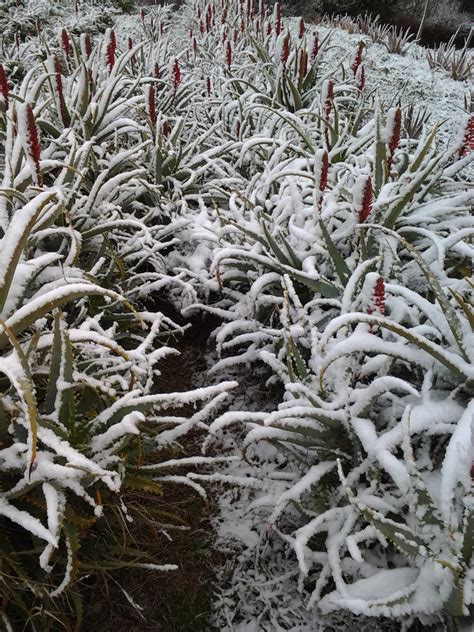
[
  {"x1": 80, "y1": 32, "x2": 92, "y2": 59},
  {"x1": 18, "y1": 103, "x2": 42, "y2": 186},
  {"x1": 356, "y1": 175, "x2": 373, "y2": 223},
  {"x1": 314, "y1": 149, "x2": 329, "y2": 213},
  {"x1": 105, "y1": 28, "x2": 116, "y2": 72},
  {"x1": 459, "y1": 114, "x2": 474, "y2": 157},
  {"x1": 0, "y1": 64, "x2": 9, "y2": 110},
  {"x1": 298, "y1": 17, "x2": 305, "y2": 39},
  {"x1": 226, "y1": 40, "x2": 232, "y2": 69},
  {"x1": 374, "y1": 277, "x2": 385, "y2": 314},
  {"x1": 386, "y1": 107, "x2": 401, "y2": 172},
  {"x1": 52, "y1": 55, "x2": 69, "y2": 127},
  {"x1": 274, "y1": 2, "x2": 281, "y2": 36},
  {"x1": 311, "y1": 32, "x2": 319, "y2": 60},
  {"x1": 171, "y1": 57, "x2": 181, "y2": 93},
  {"x1": 280, "y1": 33, "x2": 290, "y2": 66},
  {"x1": 206, "y1": 77, "x2": 212, "y2": 96},
  {"x1": 321, "y1": 79, "x2": 333, "y2": 119},
  {"x1": 60, "y1": 28, "x2": 70, "y2": 58},
  {"x1": 351, "y1": 41, "x2": 364, "y2": 75},
  {"x1": 147, "y1": 84, "x2": 156, "y2": 126},
  {"x1": 356, "y1": 64, "x2": 365, "y2": 91},
  {"x1": 298, "y1": 49, "x2": 308, "y2": 83}
]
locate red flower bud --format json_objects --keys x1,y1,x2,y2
[
  {"x1": 322, "y1": 79, "x2": 333, "y2": 119},
  {"x1": 356, "y1": 64, "x2": 365, "y2": 91},
  {"x1": 171, "y1": 57, "x2": 181, "y2": 92},
  {"x1": 374, "y1": 277, "x2": 385, "y2": 314},
  {"x1": 280, "y1": 33, "x2": 290, "y2": 66},
  {"x1": 274, "y1": 2, "x2": 281, "y2": 36},
  {"x1": 147, "y1": 84, "x2": 156, "y2": 125},
  {"x1": 60, "y1": 28, "x2": 70, "y2": 58},
  {"x1": 351, "y1": 41, "x2": 364, "y2": 75},
  {"x1": 386, "y1": 107, "x2": 401, "y2": 172},
  {"x1": 20, "y1": 104, "x2": 42, "y2": 186},
  {"x1": 105, "y1": 28, "x2": 116, "y2": 72},
  {"x1": 298, "y1": 17, "x2": 305, "y2": 39},
  {"x1": 0, "y1": 64, "x2": 9, "y2": 110},
  {"x1": 81, "y1": 32, "x2": 92, "y2": 59},
  {"x1": 311, "y1": 32, "x2": 319, "y2": 60},
  {"x1": 459, "y1": 114, "x2": 474, "y2": 157},
  {"x1": 357, "y1": 175, "x2": 373, "y2": 223}
]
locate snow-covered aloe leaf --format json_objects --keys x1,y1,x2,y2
[
  {"x1": 0, "y1": 191, "x2": 57, "y2": 315},
  {"x1": 0, "y1": 283, "x2": 140, "y2": 349},
  {"x1": 0, "y1": 319, "x2": 38, "y2": 473},
  {"x1": 319, "y1": 219, "x2": 350, "y2": 284},
  {"x1": 45, "y1": 312, "x2": 75, "y2": 429}
]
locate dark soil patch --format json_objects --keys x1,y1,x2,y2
[{"x1": 81, "y1": 305, "x2": 225, "y2": 632}]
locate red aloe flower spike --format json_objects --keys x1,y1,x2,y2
[
  {"x1": 266, "y1": 21, "x2": 272, "y2": 36},
  {"x1": 298, "y1": 49, "x2": 308, "y2": 83},
  {"x1": 319, "y1": 151, "x2": 329, "y2": 192},
  {"x1": 298, "y1": 17, "x2": 304, "y2": 39},
  {"x1": 374, "y1": 277, "x2": 385, "y2": 314},
  {"x1": 147, "y1": 84, "x2": 156, "y2": 126},
  {"x1": 386, "y1": 106, "x2": 401, "y2": 172},
  {"x1": 81, "y1": 32, "x2": 92, "y2": 59},
  {"x1": 0, "y1": 64, "x2": 9, "y2": 110},
  {"x1": 356, "y1": 64, "x2": 365, "y2": 91},
  {"x1": 280, "y1": 33, "x2": 290, "y2": 66},
  {"x1": 351, "y1": 41, "x2": 364, "y2": 75},
  {"x1": 15, "y1": 33, "x2": 20, "y2": 51},
  {"x1": 162, "y1": 120, "x2": 170, "y2": 139},
  {"x1": 311, "y1": 32, "x2": 319, "y2": 60},
  {"x1": 199, "y1": 19, "x2": 204, "y2": 34},
  {"x1": 171, "y1": 57, "x2": 181, "y2": 93},
  {"x1": 233, "y1": 29, "x2": 238, "y2": 43},
  {"x1": 105, "y1": 28, "x2": 116, "y2": 72},
  {"x1": 128, "y1": 37, "x2": 133, "y2": 51},
  {"x1": 259, "y1": 0, "x2": 265, "y2": 19},
  {"x1": 23, "y1": 104, "x2": 42, "y2": 186},
  {"x1": 60, "y1": 28, "x2": 70, "y2": 59},
  {"x1": 322, "y1": 79, "x2": 333, "y2": 119},
  {"x1": 226, "y1": 40, "x2": 232, "y2": 69},
  {"x1": 52, "y1": 55, "x2": 69, "y2": 127},
  {"x1": 357, "y1": 175, "x2": 373, "y2": 223},
  {"x1": 206, "y1": 6, "x2": 212, "y2": 31},
  {"x1": 206, "y1": 76, "x2": 211, "y2": 96},
  {"x1": 154, "y1": 62, "x2": 160, "y2": 79},
  {"x1": 314, "y1": 149, "x2": 329, "y2": 212},
  {"x1": 274, "y1": 2, "x2": 281, "y2": 36},
  {"x1": 459, "y1": 114, "x2": 474, "y2": 157},
  {"x1": 193, "y1": 36, "x2": 197, "y2": 52},
  {"x1": 140, "y1": 8, "x2": 145, "y2": 22}
]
